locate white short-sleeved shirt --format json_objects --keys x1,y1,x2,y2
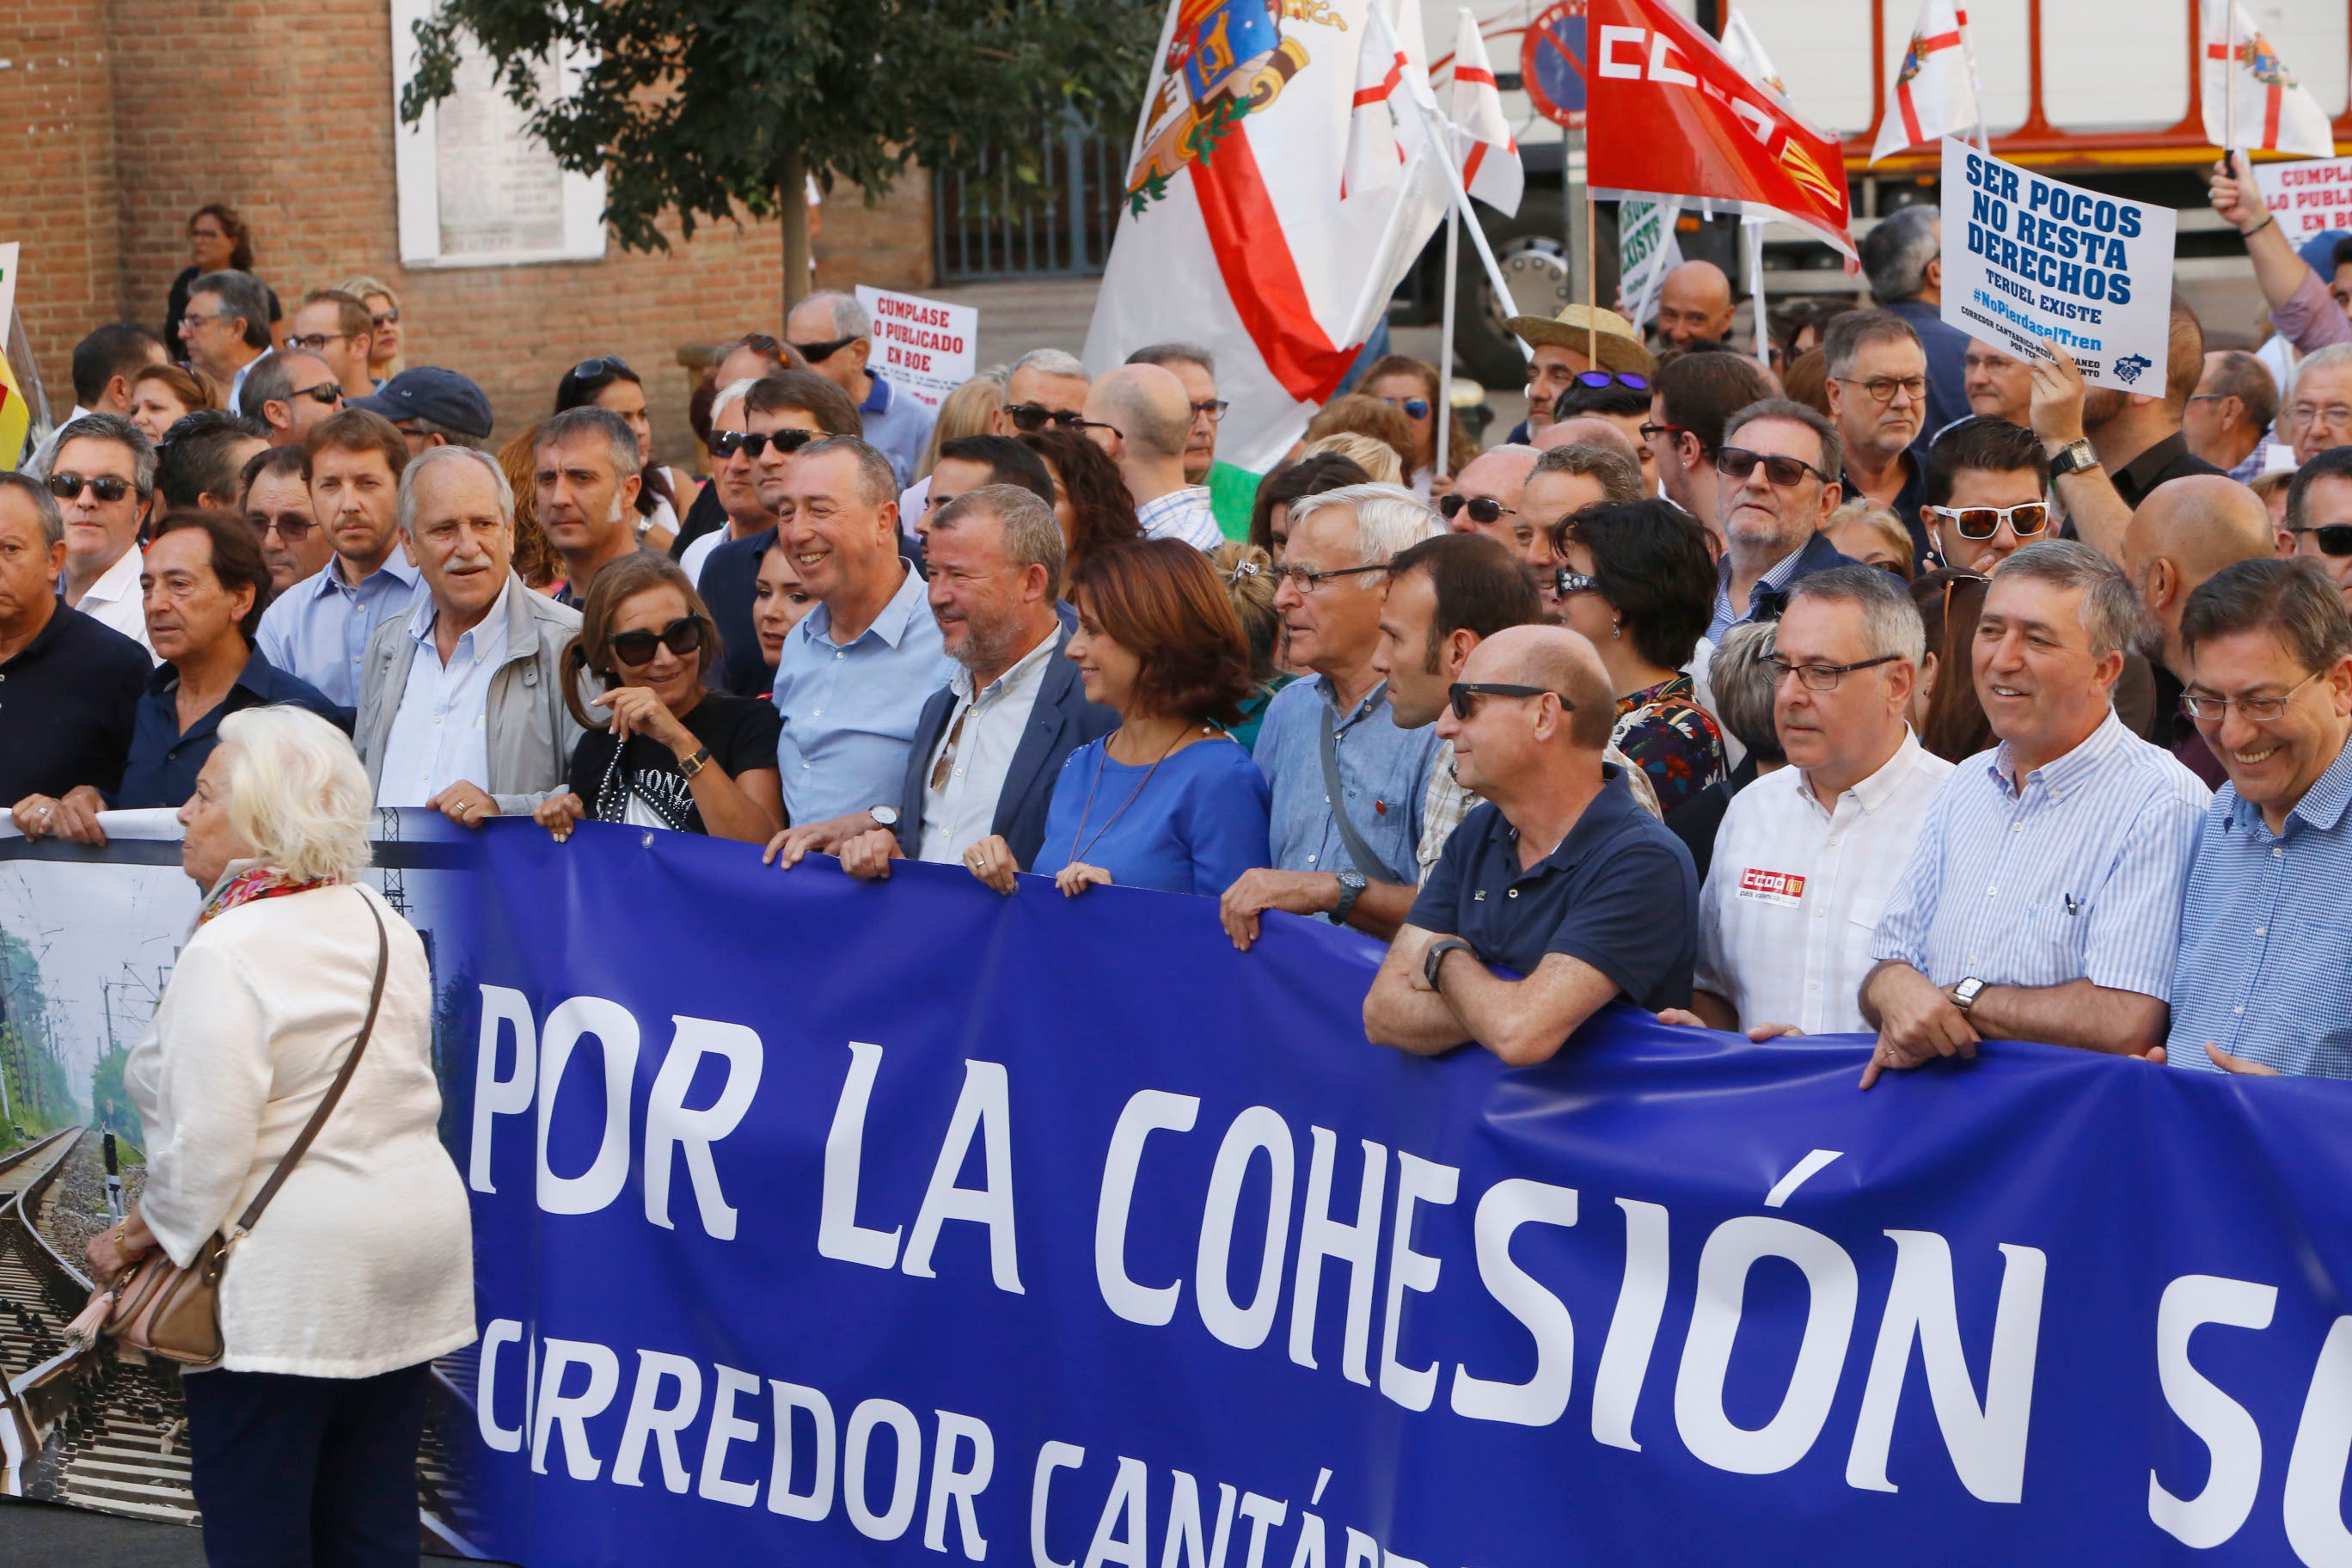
[{"x1": 1695, "y1": 732, "x2": 1953, "y2": 1034}]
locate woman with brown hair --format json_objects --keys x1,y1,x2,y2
[
  {"x1": 496, "y1": 423, "x2": 562, "y2": 591},
  {"x1": 536, "y1": 553, "x2": 783, "y2": 842},
  {"x1": 964, "y1": 539, "x2": 1269, "y2": 897},
  {"x1": 1246, "y1": 450, "x2": 1370, "y2": 560},
  {"x1": 1908, "y1": 567, "x2": 1994, "y2": 763},
  {"x1": 128, "y1": 364, "x2": 221, "y2": 446},
  {"x1": 1357, "y1": 352, "x2": 1475, "y2": 489},
  {"x1": 164, "y1": 203, "x2": 281, "y2": 354},
  {"x1": 1020, "y1": 427, "x2": 1142, "y2": 575}
]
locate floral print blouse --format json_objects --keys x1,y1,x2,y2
[{"x1": 1612, "y1": 673, "x2": 1724, "y2": 814}]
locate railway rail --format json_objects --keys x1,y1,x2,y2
[{"x1": 0, "y1": 1129, "x2": 481, "y2": 1550}]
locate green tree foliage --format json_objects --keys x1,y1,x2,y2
[{"x1": 400, "y1": 0, "x2": 1161, "y2": 310}]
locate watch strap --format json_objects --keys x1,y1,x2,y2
[
  {"x1": 1424, "y1": 938, "x2": 1473, "y2": 991},
  {"x1": 1332, "y1": 872, "x2": 1367, "y2": 924},
  {"x1": 678, "y1": 746, "x2": 713, "y2": 779},
  {"x1": 2049, "y1": 439, "x2": 2098, "y2": 477}
]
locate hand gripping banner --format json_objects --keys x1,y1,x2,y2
[{"x1": 442, "y1": 822, "x2": 2352, "y2": 1565}]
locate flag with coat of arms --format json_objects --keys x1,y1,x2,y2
[
  {"x1": 1871, "y1": 0, "x2": 1981, "y2": 163},
  {"x1": 1087, "y1": 0, "x2": 1453, "y2": 475},
  {"x1": 2201, "y1": 0, "x2": 2336, "y2": 158}
]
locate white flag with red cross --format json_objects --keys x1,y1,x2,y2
[
  {"x1": 1342, "y1": 10, "x2": 1406, "y2": 199},
  {"x1": 2201, "y1": 0, "x2": 2335, "y2": 159},
  {"x1": 1871, "y1": 0, "x2": 1980, "y2": 164},
  {"x1": 1449, "y1": 11, "x2": 1522, "y2": 217}
]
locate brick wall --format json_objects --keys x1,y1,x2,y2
[{"x1": 3, "y1": 0, "x2": 932, "y2": 468}]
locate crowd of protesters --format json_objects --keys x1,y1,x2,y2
[{"x1": 11, "y1": 174, "x2": 2352, "y2": 1558}]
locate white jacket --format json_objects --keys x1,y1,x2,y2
[{"x1": 127, "y1": 883, "x2": 475, "y2": 1377}]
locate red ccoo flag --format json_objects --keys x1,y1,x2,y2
[{"x1": 1586, "y1": 0, "x2": 1855, "y2": 260}]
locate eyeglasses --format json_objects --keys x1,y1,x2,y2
[
  {"x1": 1438, "y1": 493, "x2": 1516, "y2": 525},
  {"x1": 1767, "y1": 652, "x2": 1901, "y2": 691},
  {"x1": 1639, "y1": 420, "x2": 1690, "y2": 448},
  {"x1": 1930, "y1": 500, "x2": 2050, "y2": 542},
  {"x1": 1070, "y1": 418, "x2": 1124, "y2": 438},
  {"x1": 791, "y1": 334, "x2": 859, "y2": 364},
  {"x1": 1553, "y1": 569, "x2": 1600, "y2": 597},
  {"x1": 1004, "y1": 403, "x2": 1085, "y2": 432},
  {"x1": 1448, "y1": 682, "x2": 1567, "y2": 720},
  {"x1": 1573, "y1": 371, "x2": 1651, "y2": 392},
  {"x1": 710, "y1": 427, "x2": 816, "y2": 460},
  {"x1": 2182, "y1": 668, "x2": 2326, "y2": 725},
  {"x1": 571, "y1": 356, "x2": 633, "y2": 383},
  {"x1": 2294, "y1": 403, "x2": 2352, "y2": 430},
  {"x1": 46, "y1": 472, "x2": 133, "y2": 504},
  {"x1": 606, "y1": 615, "x2": 708, "y2": 667},
  {"x1": 1273, "y1": 560, "x2": 1389, "y2": 595},
  {"x1": 371, "y1": 308, "x2": 402, "y2": 329},
  {"x1": 247, "y1": 511, "x2": 315, "y2": 543},
  {"x1": 1836, "y1": 375, "x2": 1928, "y2": 405},
  {"x1": 1379, "y1": 396, "x2": 1432, "y2": 420},
  {"x1": 1715, "y1": 446, "x2": 1830, "y2": 487},
  {"x1": 1190, "y1": 399, "x2": 1230, "y2": 422},
  {"x1": 285, "y1": 333, "x2": 353, "y2": 352},
  {"x1": 2294, "y1": 524, "x2": 2352, "y2": 557},
  {"x1": 179, "y1": 311, "x2": 230, "y2": 329},
  {"x1": 288, "y1": 383, "x2": 343, "y2": 407}
]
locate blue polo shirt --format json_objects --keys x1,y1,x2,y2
[
  {"x1": 771, "y1": 561, "x2": 954, "y2": 825},
  {"x1": 1407, "y1": 766, "x2": 1698, "y2": 1011},
  {"x1": 859, "y1": 374, "x2": 939, "y2": 490},
  {"x1": 2168, "y1": 736, "x2": 2352, "y2": 1077},
  {"x1": 114, "y1": 649, "x2": 346, "y2": 808}
]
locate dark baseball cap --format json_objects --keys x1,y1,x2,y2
[{"x1": 346, "y1": 366, "x2": 493, "y2": 439}]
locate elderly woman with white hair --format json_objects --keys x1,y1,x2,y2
[{"x1": 83, "y1": 705, "x2": 473, "y2": 1562}]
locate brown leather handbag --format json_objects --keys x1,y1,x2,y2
[{"x1": 75, "y1": 897, "x2": 389, "y2": 1369}]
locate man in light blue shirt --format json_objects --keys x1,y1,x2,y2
[
  {"x1": 1861, "y1": 542, "x2": 2209, "y2": 1087},
  {"x1": 770, "y1": 437, "x2": 953, "y2": 832},
  {"x1": 254, "y1": 411, "x2": 423, "y2": 708},
  {"x1": 1222, "y1": 484, "x2": 1442, "y2": 946},
  {"x1": 787, "y1": 291, "x2": 936, "y2": 488},
  {"x1": 2165, "y1": 559, "x2": 2352, "y2": 1078}
]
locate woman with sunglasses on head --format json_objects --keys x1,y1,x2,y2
[
  {"x1": 1359, "y1": 354, "x2": 1476, "y2": 494},
  {"x1": 537, "y1": 554, "x2": 783, "y2": 844},
  {"x1": 128, "y1": 363, "x2": 220, "y2": 446},
  {"x1": 555, "y1": 357, "x2": 688, "y2": 554},
  {"x1": 1548, "y1": 498, "x2": 1724, "y2": 812},
  {"x1": 965, "y1": 540, "x2": 1268, "y2": 898},
  {"x1": 1019, "y1": 428, "x2": 1143, "y2": 577}
]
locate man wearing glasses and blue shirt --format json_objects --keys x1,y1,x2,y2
[{"x1": 2163, "y1": 559, "x2": 2352, "y2": 1079}]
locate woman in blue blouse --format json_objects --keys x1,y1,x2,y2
[{"x1": 963, "y1": 539, "x2": 1269, "y2": 898}]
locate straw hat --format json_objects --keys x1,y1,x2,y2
[{"x1": 1505, "y1": 303, "x2": 1657, "y2": 376}]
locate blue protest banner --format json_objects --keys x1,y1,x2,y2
[{"x1": 452, "y1": 819, "x2": 2352, "y2": 1566}]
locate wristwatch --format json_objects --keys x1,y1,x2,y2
[
  {"x1": 1332, "y1": 869, "x2": 1369, "y2": 923},
  {"x1": 677, "y1": 746, "x2": 713, "y2": 779},
  {"x1": 1424, "y1": 938, "x2": 1474, "y2": 991},
  {"x1": 1951, "y1": 977, "x2": 1988, "y2": 1014},
  {"x1": 2047, "y1": 439, "x2": 2099, "y2": 478},
  {"x1": 869, "y1": 805, "x2": 900, "y2": 828}
]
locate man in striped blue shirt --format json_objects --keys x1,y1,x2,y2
[
  {"x1": 2164, "y1": 560, "x2": 2352, "y2": 1078},
  {"x1": 1860, "y1": 542, "x2": 2210, "y2": 1087}
]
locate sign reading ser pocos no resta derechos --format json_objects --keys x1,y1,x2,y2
[{"x1": 1939, "y1": 138, "x2": 2177, "y2": 395}]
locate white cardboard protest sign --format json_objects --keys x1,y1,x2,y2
[
  {"x1": 2254, "y1": 156, "x2": 2352, "y2": 248},
  {"x1": 855, "y1": 285, "x2": 976, "y2": 411},
  {"x1": 1940, "y1": 138, "x2": 2176, "y2": 395}
]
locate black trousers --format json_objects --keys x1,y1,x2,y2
[{"x1": 181, "y1": 1360, "x2": 431, "y2": 1568}]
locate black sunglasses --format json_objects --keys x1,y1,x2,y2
[
  {"x1": 1715, "y1": 446, "x2": 1830, "y2": 487},
  {"x1": 791, "y1": 334, "x2": 858, "y2": 364},
  {"x1": 289, "y1": 383, "x2": 343, "y2": 407},
  {"x1": 710, "y1": 428, "x2": 816, "y2": 460},
  {"x1": 1004, "y1": 403, "x2": 1085, "y2": 432},
  {"x1": 247, "y1": 511, "x2": 315, "y2": 542},
  {"x1": 47, "y1": 472, "x2": 132, "y2": 504},
  {"x1": 2295, "y1": 524, "x2": 2352, "y2": 557},
  {"x1": 1448, "y1": 682, "x2": 1568, "y2": 720},
  {"x1": 606, "y1": 615, "x2": 707, "y2": 667},
  {"x1": 1439, "y1": 493, "x2": 1516, "y2": 525},
  {"x1": 571, "y1": 356, "x2": 634, "y2": 383},
  {"x1": 1573, "y1": 371, "x2": 1651, "y2": 391}
]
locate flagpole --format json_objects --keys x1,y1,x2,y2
[
  {"x1": 1585, "y1": 175, "x2": 1598, "y2": 365},
  {"x1": 1437, "y1": 207, "x2": 1458, "y2": 477},
  {"x1": 1387, "y1": 70, "x2": 1523, "y2": 334},
  {"x1": 2226, "y1": 1, "x2": 2241, "y2": 167},
  {"x1": 1959, "y1": 5, "x2": 1990, "y2": 154},
  {"x1": 1747, "y1": 220, "x2": 1768, "y2": 362}
]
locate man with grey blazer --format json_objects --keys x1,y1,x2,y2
[
  {"x1": 772, "y1": 485, "x2": 1115, "y2": 879},
  {"x1": 352, "y1": 446, "x2": 585, "y2": 826}
]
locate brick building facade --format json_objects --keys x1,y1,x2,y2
[{"x1": 0, "y1": 0, "x2": 935, "y2": 466}]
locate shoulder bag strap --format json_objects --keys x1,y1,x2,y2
[
  {"x1": 228, "y1": 891, "x2": 391, "y2": 1239},
  {"x1": 1317, "y1": 701, "x2": 1404, "y2": 885}
]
